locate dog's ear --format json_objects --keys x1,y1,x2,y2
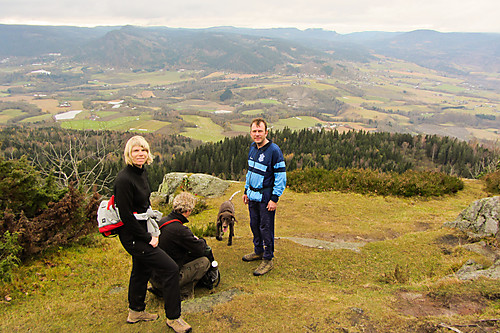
[
  {"x1": 217, "y1": 214, "x2": 221, "y2": 224},
  {"x1": 232, "y1": 215, "x2": 237, "y2": 223}
]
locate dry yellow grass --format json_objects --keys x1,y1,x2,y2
[{"x1": 1, "y1": 180, "x2": 499, "y2": 332}]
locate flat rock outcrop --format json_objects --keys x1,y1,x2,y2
[{"x1": 151, "y1": 172, "x2": 232, "y2": 205}]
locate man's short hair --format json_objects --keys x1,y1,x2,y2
[
  {"x1": 173, "y1": 192, "x2": 196, "y2": 213},
  {"x1": 251, "y1": 117, "x2": 267, "y2": 131},
  {"x1": 124, "y1": 135, "x2": 154, "y2": 166}
]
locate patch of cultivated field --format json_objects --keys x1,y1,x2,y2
[
  {"x1": 19, "y1": 114, "x2": 53, "y2": 123},
  {"x1": 304, "y1": 79, "x2": 338, "y2": 91},
  {"x1": 466, "y1": 127, "x2": 500, "y2": 141},
  {"x1": 0, "y1": 95, "x2": 35, "y2": 103},
  {"x1": 60, "y1": 116, "x2": 138, "y2": 131},
  {"x1": 92, "y1": 70, "x2": 192, "y2": 86},
  {"x1": 231, "y1": 124, "x2": 250, "y2": 133},
  {"x1": 341, "y1": 106, "x2": 394, "y2": 120},
  {"x1": 172, "y1": 99, "x2": 234, "y2": 112},
  {"x1": 95, "y1": 111, "x2": 119, "y2": 118},
  {"x1": 0, "y1": 109, "x2": 25, "y2": 123},
  {"x1": 31, "y1": 99, "x2": 60, "y2": 113},
  {"x1": 244, "y1": 98, "x2": 282, "y2": 105},
  {"x1": 341, "y1": 96, "x2": 373, "y2": 106},
  {"x1": 128, "y1": 119, "x2": 170, "y2": 132},
  {"x1": 180, "y1": 115, "x2": 226, "y2": 142},
  {"x1": 242, "y1": 109, "x2": 264, "y2": 116},
  {"x1": 25, "y1": 99, "x2": 85, "y2": 114},
  {"x1": 273, "y1": 116, "x2": 325, "y2": 130}
]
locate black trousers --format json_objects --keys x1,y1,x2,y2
[{"x1": 119, "y1": 237, "x2": 181, "y2": 320}]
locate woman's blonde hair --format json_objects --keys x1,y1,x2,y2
[
  {"x1": 172, "y1": 192, "x2": 196, "y2": 214},
  {"x1": 124, "y1": 135, "x2": 154, "y2": 166}
]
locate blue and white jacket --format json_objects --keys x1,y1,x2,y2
[{"x1": 244, "y1": 140, "x2": 286, "y2": 203}]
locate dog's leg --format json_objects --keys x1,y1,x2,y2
[
  {"x1": 227, "y1": 220, "x2": 234, "y2": 246},
  {"x1": 216, "y1": 219, "x2": 222, "y2": 241}
]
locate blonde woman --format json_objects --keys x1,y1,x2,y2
[{"x1": 114, "y1": 135, "x2": 191, "y2": 333}]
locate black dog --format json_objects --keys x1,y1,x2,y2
[{"x1": 216, "y1": 191, "x2": 239, "y2": 246}]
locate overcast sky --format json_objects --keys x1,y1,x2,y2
[{"x1": 1, "y1": 0, "x2": 499, "y2": 34}]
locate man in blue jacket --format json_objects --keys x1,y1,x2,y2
[{"x1": 242, "y1": 118, "x2": 286, "y2": 276}]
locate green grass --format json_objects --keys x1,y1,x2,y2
[
  {"x1": 180, "y1": 115, "x2": 226, "y2": 142},
  {"x1": 231, "y1": 124, "x2": 250, "y2": 133},
  {"x1": 241, "y1": 109, "x2": 264, "y2": 116},
  {"x1": 60, "y1": 116, "x2": 138, "y2": 130},
  {"x1": 92, "y1": 70, "x2": 191, "y2": 85},
  {"x1": 244, "y1": 98, "x2": 281, "y2": 105},
  {"x1": 59, "y1": 114, "x2": 168, "y2": 132},
  {"x1": 272, "y1": 116, "x2": 325, "y2": 131},
  {"x1": 19, "y1": 114, "x2": 53, "y2": 123},
  {"x1": 0, "y1": 109, "x2": 26, "y2": 123},
  {"x1": 2, "y1": 180, "x2": 499, "y2": 332},
  {"x1": 95, "y1": 111, "x2": 119, "y2": 118}
]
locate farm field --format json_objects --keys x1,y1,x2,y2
[
  {"x1": 0, "y1": 59, "x2": 499, "y2": 143},
  {"x1": 180, "y1": 115, "x2": 226, "y2": 142}
]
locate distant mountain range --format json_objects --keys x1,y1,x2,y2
[{"x1": 1, "y1": 24, "x2": 499, "y2": 74}]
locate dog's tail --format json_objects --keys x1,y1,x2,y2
[{"x1": 229, "y1": 190, "x2": 241, "y2": 202}]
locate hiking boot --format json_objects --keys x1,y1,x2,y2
[
  {"x1": 253, "y1": 259, "x2": 273, "y2": 276},
  {"x1": 166, "y1": 316, "x2": 192, "y2": 333},
  {"x1": 242, "y1": 252, "x2": 263, "y2": 262},
  {"x1": 126, "y1": 309, "x2": 159, "y2": 323}
]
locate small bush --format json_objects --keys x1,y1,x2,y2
[
  {"x1": 192, "y1": 197, "x2": 209, "y2": 215},
  {"x1": 482, "y1": 169, "x2": 500, "y2": 194},
  {"x1": 0, "y1": 231, "x2": 21, "y2": 282},
  {"x1": 1, "y1": 186, "x2": 99, "y2": 261},
  {"x1": 287, "y1": 167, "x2": 464, "y2": 197},
  {"x1": 190, "y1": 222, "x2": 217, "y2": 238},
  {"x1": 0, "y1": 156, "x2": 65, "y2": 218}
]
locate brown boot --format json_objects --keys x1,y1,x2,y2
[
  {"x1": 253, "y1": 259, "x2": 274, "y2": 276},
  {"x1": 242, "y1": 252, "x2": 263, "y2": 262},
  {"x1": 126, "y1": 309, "x2": 159, "y2": 323},
  {"x1": 166, "y1": 316, "x2": 192, "y2": 333}
]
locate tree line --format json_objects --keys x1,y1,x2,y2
[
  {"x1": 0, "y1": 126, "x2": 497, "y2": 196},
  {"x1": 0, "y1": 126, "x2": 199, "y2": 195},
  {"x1": 161, "y1": 128, "x2": 498, "y2": 180}
]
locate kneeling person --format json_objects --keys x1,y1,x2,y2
[{"x1": 150, "y1": 192, "x2": 211, "y2": 299}]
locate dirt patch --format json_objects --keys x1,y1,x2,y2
[
  {"x1": 414, "y1": 221, "x2": 432, "y2": 231},
  {"x1": 396, "y1": 291, "x2": 486, "y2": 317},
  {"x1": 278, "y1": 236, "x2": 366, "y2": 252},
  {"x1": 435, "y1": 233, "x2": 469, "y2": 247},
  {"x1": 182, "y1": 288, "x2": 246, "y2": 314}
]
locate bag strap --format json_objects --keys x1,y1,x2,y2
[
  {"x1": 159, "y1": 219, "x2": 181, "y2": 230},
  {"x1": 107, "y1": 195, "x2": 116, "y2": 210}
]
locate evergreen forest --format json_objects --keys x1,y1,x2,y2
[
  {"x1": 1, "y1": 126, "x2": 497, "y2": 197},
  {"x1": 163, "y1": 128, "x2": 498, "y2": 181}
]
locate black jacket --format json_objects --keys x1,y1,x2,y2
[
  {"x1": 158, "y1": 211, "x2": 207, "y2": 267},
  {"x1": 114, "y1": 164, "x2": 152, "y2": 246}
]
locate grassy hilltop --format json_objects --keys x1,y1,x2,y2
[{"x1": 1, "y1": 180, "x2": 499, "y2": 332}]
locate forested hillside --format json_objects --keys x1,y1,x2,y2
[
  {"x1": 0, "y1": 126, "x2": 497, "y2": 196},
  {"x1": 161, "y1": 128, "x2": 497, "y2": 180}
]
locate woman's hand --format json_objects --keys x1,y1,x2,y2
[{"x1": 149, "y1": 236, "x2": 159, "y2": 248}]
